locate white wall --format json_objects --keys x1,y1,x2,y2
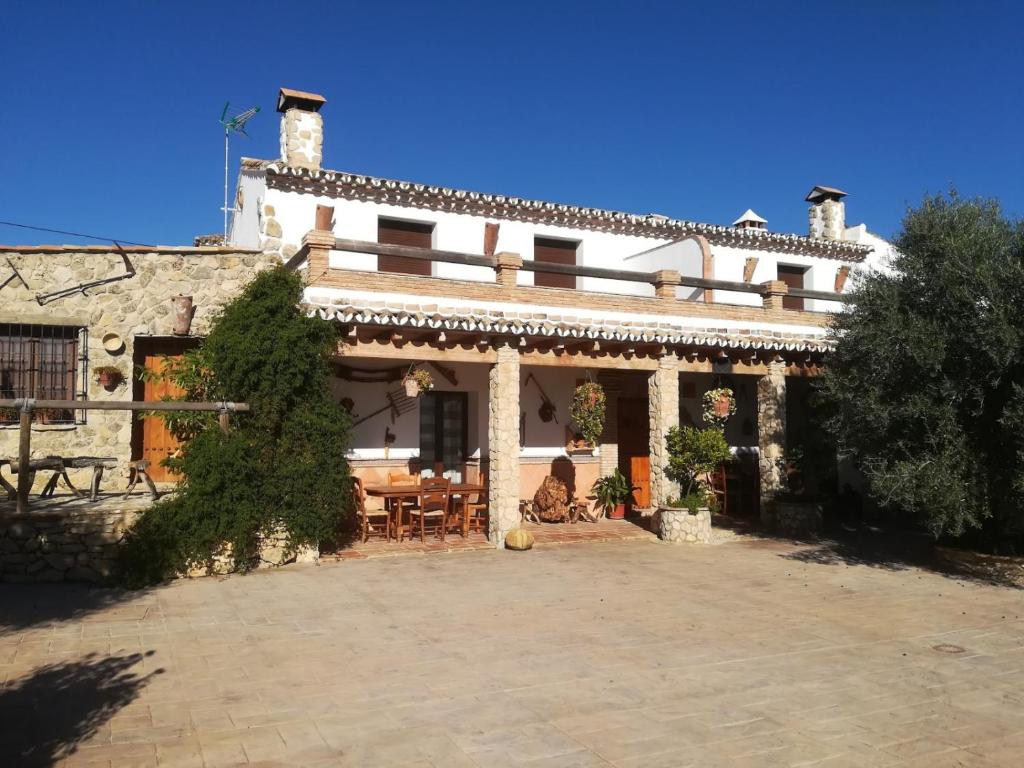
[{"x1": 228, "y1": 169, "x2": 267, "y2": 249}]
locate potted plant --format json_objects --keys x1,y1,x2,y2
[
  {"x1": 569, "y1": 382, "x2": 605, "y2": 451},
  {"x1": 403, "y1": 367, "x2": 434, "y2": 398},
  {"x1": 657, "y1": 425, "x2": 731, "y2": 543},
  {"x1": 592, "y1": 469, "x2": 635, "y2": 520},
  {"x1": 94, "y1": 365, "x2": 124, "y2": 390},
  {"x1": 702, "y1": 387, "x2": 736, "y2": 427}
]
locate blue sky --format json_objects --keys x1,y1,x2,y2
[{"x1": 1, "y1": 1, "x2": 1021, "y2": 246}]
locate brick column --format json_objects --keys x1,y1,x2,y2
[
  {"x1": 652, "y1": 269, "x2": 680, "y2": 299},
  {"x1": 648, "y1": 354, "x2": 680, "y2": 507},
  {"x1": 757, "y1": 360, "x2": 787, "y2": 526},
  {"x1": 488, "y1": 341, "x2": 521, "y2": 547},
  {"x1": 302, "y1": 230, "x2": 334, "y2": 282},
  {"x1": 494, "y1": 252, "x2": 522, "y2": 289},
  {"x1": 761, "y1": 280, "x2": 789, "y2": 311}
]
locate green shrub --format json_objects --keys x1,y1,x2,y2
[
  {"x1": 664, "y1": 425, "x2": 731, "y2": 499},
  {"x1": 120, "y1": 268, "x2": 353, "y2": 585}
]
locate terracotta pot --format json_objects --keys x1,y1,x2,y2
[
  {"x1": 404, "y1": 378, "x2": 420, "y2": 398},
  {"x1": 172, "y1": 295, "x2": 193, "y2": 336},
  {"x1": 97, "y1": 371, "x2": 119, "y2": 389},
  {"x1": 607, "y1": 503, "x2": 626, "y2": 520},
  {"x1": 714, "y1": 394, "x2": 731, "y2": 419}
]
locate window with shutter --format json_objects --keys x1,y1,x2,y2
[
  {"x1": 776, "y1": 265, "x2": 808, "y2": 311},
  {"x1": 533, "y1": 237, "x2": 578, "y2": 289},
  {"x1": 378, "y1": 218, "x2": 434, "y2": 276}
]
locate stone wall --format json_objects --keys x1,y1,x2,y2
[
  {"x1": 488, "y1": 343, "x2": 521, "y2": 547},
  {"x1": 0, "y1": 506, "x2": 142, "y2": 583},
  {"x1": 648, "y1": 355, "x2": 680, "y2": 507},
  {"x1": 0, "y1": 245, "x2": 277, "y2": 490},
  {"x1": 757, "y1": 360, "x2": 787, "y2": 526},
  {"x1": 774, "y1": 500, "x2": 823, "y2": 537}
]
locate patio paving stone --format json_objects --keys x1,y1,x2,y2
[{"x1": 1, "y1": 532, "x2": 1023, "y2": 766}]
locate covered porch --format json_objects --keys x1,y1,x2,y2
[{"x1": 324, "y1": 326, "x2": 822, "y2": 550}]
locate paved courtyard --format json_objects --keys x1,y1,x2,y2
[{"x1": 1, "y1": 535, "x2": 1023, "y2": 767}]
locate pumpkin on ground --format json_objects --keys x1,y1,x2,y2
[{"x1": 505, "y1": 528, "x2": 535, "y2": 551}]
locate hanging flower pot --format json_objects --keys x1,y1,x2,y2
[
  {"x1": 94, "y1": 365, "x2": 124, "y2": 391},
  {"x1": 569, "y1": 382, "x2": 606, "y2": 449},
  {"x1": 702, "y1": 387, "x2": 736, "y2": 426},
  {"x1": 403, "y1": 367, "x2": 434, "y2": 398}
]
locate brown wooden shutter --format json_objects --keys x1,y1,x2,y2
[
  {"x1": 378, "y1": 218, "x2": 434, "y2": 275},
  {"x1": 533, "y1": 237, "x2": 578, "y2": 289},
  {"x1": 776, "y1": 265, "x2": 807, "y2": 310}
]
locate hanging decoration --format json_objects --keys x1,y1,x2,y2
[
  {"x1": 402, "y1": 366, "x2": 435, "y2": 398},
  {"x1": 702, "y1": 387, "x2": 736, "y2": 427},
  {"x1": 570, "y1": 381, "x2": 606, "y2": 448}
]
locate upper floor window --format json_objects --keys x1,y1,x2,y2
[
  {"x1": 0, "y1": 324, "x2": 86, "y2": 425},
  {"x1": 378, "y1": 217, "x2": 434, "y2": 276},
  {"x1": 776, "y1": 264, "x2": 808, "y2": 310},
  {"x1": 533, "y1": 237, "x2": 579, "y2": 289}
]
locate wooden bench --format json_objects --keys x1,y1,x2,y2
[{"x1": 1, "y1": 456, "x2": 116, "y2": 502}]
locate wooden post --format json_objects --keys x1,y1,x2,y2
[
  {"x1": 218, "y1": 410, "x2": 230, "y2": 433},
  {"x1": 17, "y1": 404, "x2": 32, "y2": 514}
]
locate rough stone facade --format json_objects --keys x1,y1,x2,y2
[
  {"x1": 488, "y1": 343, "x2": 521, "y2": 548},
  {"x1": 0, "y1": 506, "x2": 142, "y2": 583},
  {"x1": 648, "y1": 355, "x2": 680, "y2": 507},
  {"x1": 0, "y1": 245, "x2": 277, "y2": 491},
  {"x1": 809, "y1": 198, "x2": 846, "y2": 241},
  {"x1": 757, "y1": 360, "x2": 787, "y2": 526},
  {"x1": 279, "y1": 108, "x2": 324, "y2": 171},
  {"x1": 774, "y1": 500, "x2": 823, "y2": 537},
  {"x1": 657, "y1": 506, "x2": 711, "y2": 543}
]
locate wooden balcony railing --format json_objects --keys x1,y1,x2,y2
[{"x1": 288, "y1": 230, "x2": 848, "y2": 313}]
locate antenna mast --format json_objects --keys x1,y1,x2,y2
[{"x1": 220, "y1": 103, "x2": 260, "y2": 241}]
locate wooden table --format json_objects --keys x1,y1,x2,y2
[{"x1": 364, "y1": 483, "x2": 487, "y2": 540}]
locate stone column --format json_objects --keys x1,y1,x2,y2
[
  {"x1": 488, "y1": 341, "x2": 521, "y2": 547},
  {"x1": 757, "y1": 360, "x2": 787, "y2": 526},
  {"x1": 648, "y1": 354, "x2": 680, "y2": 507}
]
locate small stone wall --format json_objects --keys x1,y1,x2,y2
[
  {"x1": 657, "y1": 506, "x2": 712, "y2": 544},
  {"x1": 774, "y1": 500, "x2": 823, "y2": 536},
  {"x1": 0, "y1": 507, "x2": 142, "y2": 584}
]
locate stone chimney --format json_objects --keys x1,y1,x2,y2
[
  {"x1": 806, "y1": 185, "x2": 847, "y2": 240},
  {"x1": 277, "y1": 87, "x2": 326, "y2": 171}
]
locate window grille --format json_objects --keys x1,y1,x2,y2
[{"x1": 0, "y1": 324, "x2": 88, "y2": 425}]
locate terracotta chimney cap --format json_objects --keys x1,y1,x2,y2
[
  {"x1": 805, "y1": 185, "x2": 848, "y2": 203},
  {"x1": 277, "y1": 87, "x2": 327, "y2": 113}
]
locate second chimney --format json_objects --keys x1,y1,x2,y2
[
  {"x1": 277, "y1": 87, "x2": 326, "y2": 171},
  {"x1": 806, "y1": 185, "x2": 847, "y2": 240}
]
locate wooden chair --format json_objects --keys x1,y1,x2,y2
[
  {"x1": 388, "y1": 472, "x2": 419, "y2": 542},
  {"x1": 353, "y1": 476, "x2": 391, "y2": 543},
  {"x1": 464, "y1": 489, "x2": 488, "y2": 536},
  {"x1": 408, "y1": 476, "x2": 450, "y2": 542},
  {"x1": 708, "y1": 464, "x2": 728, "y2": 516}
]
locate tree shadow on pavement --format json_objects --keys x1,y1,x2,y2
[
  {"x1": 0, "y1": 651, "x2": 162, "y2": 767},
  {"x1": 0, "y1": 583, "x2": 155, "y2": 633},
  {"x1": 776, "y1": 527, "x2": 1024, "y2": 590}
]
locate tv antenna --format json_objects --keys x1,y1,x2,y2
[{"x1": 220, "y1": 102, "x2": 260, "y2": 240}]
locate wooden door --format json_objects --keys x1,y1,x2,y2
[
  {"x1": 141, "y1": 354, "x2": 186, "y2": 482},
  {"x1": 617, "y1": 397, "x2": 651, "y2": 508}
]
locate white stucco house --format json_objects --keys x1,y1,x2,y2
[{"x1": 228, "y1": 86, "x2": 894, "y2": 546}]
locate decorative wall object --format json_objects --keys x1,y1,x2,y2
[{"x1": 171, "y1": 295, "x2": 194, "y2": 335}]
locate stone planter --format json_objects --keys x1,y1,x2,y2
[
  {"x1": 657, "y1": 506, "x2": 711, "y2": 544},
  {"x1": 774, "y1": 500, "x2": 822, "y2": 536}
]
